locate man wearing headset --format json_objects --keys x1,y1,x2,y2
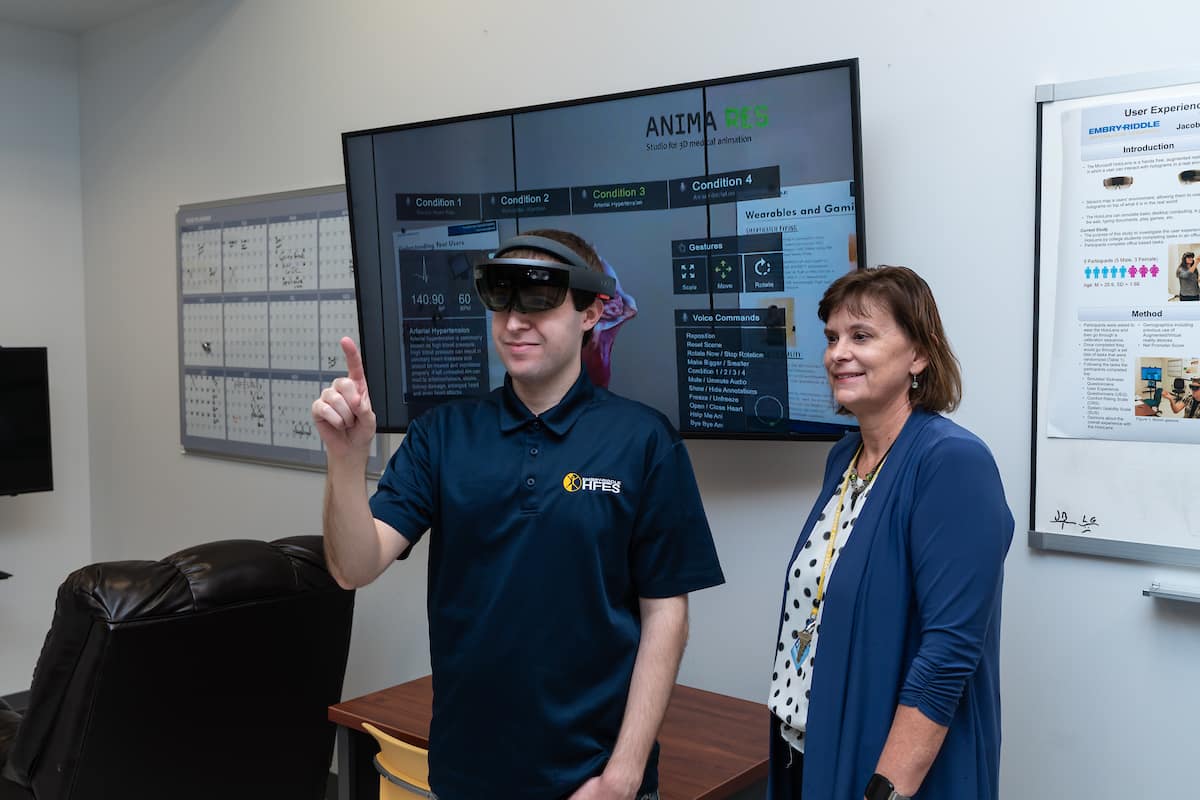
[
  {"x1": 313, "y1": 229, "x2": 724, "y2": 800},
  {"x1": 1165, "y1": 376, "x2": 1200, "y2": 418}
]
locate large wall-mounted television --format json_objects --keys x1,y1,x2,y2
[
  {"x1": 0, "y1": 347, "x2": 53, "y2": 496},
  {"x1": 343, "y1": 59, "x2": 864, "y2": 439}
]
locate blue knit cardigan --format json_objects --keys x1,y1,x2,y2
[{"x1": 767, "y1": 409, "x2": 1014, "y2": 799}]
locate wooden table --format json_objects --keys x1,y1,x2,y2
[{"x1": 329, "y1": 675, "x2": 768, "y2": 800}]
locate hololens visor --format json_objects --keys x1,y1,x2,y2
[{"x1": 474, "y1": 235, "x2": 616, "y2": 313}]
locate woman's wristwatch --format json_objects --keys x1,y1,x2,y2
[{"x1": 865, "y1": 772, "x2": 912, "y2": 800}]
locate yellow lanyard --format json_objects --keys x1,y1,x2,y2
[{"x1": 811, "y1": 444, "x2": 888, "y2": 615}]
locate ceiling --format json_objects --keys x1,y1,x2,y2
[{"x1": 0, "y1": 0, "x2": 166, "y2": 34}]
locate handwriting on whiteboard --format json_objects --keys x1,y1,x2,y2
[{"x1": 1051, "y1": 510, "x2": 1099, "y2": 534}]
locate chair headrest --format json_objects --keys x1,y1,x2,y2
[{"x1": 64, "y1": 535, "x2": 339, "y2": 623}]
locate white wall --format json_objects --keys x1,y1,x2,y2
[
  {"x1": 0, "y1": 22, "x2": 91, "y2": 695},
  {"x1": 68, "y1": 1, "x2": 1200, "y2": 797}
]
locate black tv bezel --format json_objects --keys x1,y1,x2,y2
[
  {"x1": 341, "y1": 58, "x2": 865, "y2": 441},
  {"x1": 0, "y1": 346, "x2": 54, "y2": 496}
]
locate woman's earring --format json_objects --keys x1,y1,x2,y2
[{"x1": 911, "y1": 374, "x2": 919, "y2": 389}]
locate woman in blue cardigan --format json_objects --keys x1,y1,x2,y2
[{"x1": 766, "y1": 266, "x2": 1013, "y2": 800}]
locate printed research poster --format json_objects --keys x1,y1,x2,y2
[{"x1": 1048, "y1": 93, "x2": 1200, "y2": 442}]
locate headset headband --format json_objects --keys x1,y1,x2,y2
[{"x1": 494, "y1": 235, "x2": 594, "y2": 271}]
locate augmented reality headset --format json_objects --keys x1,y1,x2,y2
[{"x1": 473, "y1": 235, "x2": 616, "y2": 313}]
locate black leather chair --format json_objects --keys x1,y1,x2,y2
[{"x1": 0, "y1": 535, "x2": 354, "y2": 800}]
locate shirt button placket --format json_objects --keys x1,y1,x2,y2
[{"x1": 523, "y1": 422, "x2": 542, "y2": 512}]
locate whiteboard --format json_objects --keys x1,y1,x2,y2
[
  {"x1": 1033, "y1": 68, "x2": 1200, "y2": 566},
  {"x1": 177, "y1": 185, "x2": 383, "y2": 473}
]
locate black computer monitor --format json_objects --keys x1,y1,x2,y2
[{"x1": 0, "y1": 347, "x2": 53, "y2": 496}]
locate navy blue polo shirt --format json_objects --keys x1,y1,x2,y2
[{"x1": 369, "y1": 370, "x2": 725, "y2": 800}]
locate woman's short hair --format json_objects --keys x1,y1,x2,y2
[
  {"x1": 817, "y1": 265, "x2": 962, "y2": 413},
  {"x1": 1180, "y1": 251, "x2": 1195, "y2": 269},
  {"x1": 499, "y1": 228, "x2": 604, "y2": 345}
]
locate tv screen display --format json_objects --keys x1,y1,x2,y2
[
  {"x1": 1142, "y1": 366, "x2": 1162, "y2": 381},
  {"x1": 343, "y1": 60, "x2": 864, "y2": 439},
  {"x1": 0, "y1": 347, "x2": 53, "y2": 495}
]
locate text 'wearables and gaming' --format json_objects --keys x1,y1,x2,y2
[{"x1": 474, "y1": 234, "x2": 615, "y2": 313}]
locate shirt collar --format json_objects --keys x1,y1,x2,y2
[{"x1": 498, "y1": 369, "x2": 596, "y2": 435}]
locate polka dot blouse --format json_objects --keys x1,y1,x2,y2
[{"x1": 767, "y1": 463, "x2": 878, "y2": 754}]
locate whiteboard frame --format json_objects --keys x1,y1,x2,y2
[
  {"x1": 177, "y1": 184, "x2": 386, "y2": 477},
  {"x1": 1030, "y1": 69, "x2": 1200, "y2": 567}
]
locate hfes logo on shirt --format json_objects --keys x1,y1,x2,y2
[{"x1": 562, "y1": 472, "x2": 623, "y2": 495}]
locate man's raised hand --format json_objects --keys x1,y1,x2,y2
[{"x1": 312, "y1": 337, "x2": 376, "y2": 459}]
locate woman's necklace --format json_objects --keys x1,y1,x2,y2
[
  {"x1": 848, "y1": 438, "x2": 896, "y2": 500},
  {"x1": 847, "y1": 463, "x2": 877, "y2": 500}
]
